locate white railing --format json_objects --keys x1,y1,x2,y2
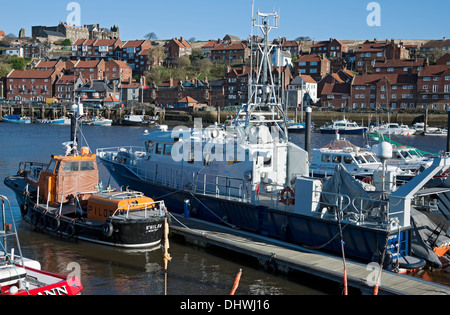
[
  {"x1": 97, "y1": 147, "x2": 251, "y2": 202},
  {"x1": 112, "y1": 200, "x2": 167, "y2": 220}
]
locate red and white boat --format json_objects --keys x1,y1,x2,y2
[{"x1": 0, "y1": 196, "x2": 83, "y2": 296}]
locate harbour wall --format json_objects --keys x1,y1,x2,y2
[{"x1": 1, "y1": 104, "x2": 447, "y2": 128}]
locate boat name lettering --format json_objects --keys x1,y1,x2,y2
[
  {"x1": 146, "y1": 224, "x2": 162, "y2": 233},
  {"x1": 88, "y1": 205, "x2": 115, "y2": 219},
  {"x1": 37, "y1": 285, "x2": 69, "y2": 296}
]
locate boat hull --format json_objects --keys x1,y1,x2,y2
[
  {"x1": 100, "y1": 158, "x2": 410, "y2": 265},
  {"x1": 320, "y1": 128, "x2": 367, "y2": 135},
  {"x1": 4, "y1": 177, "x2": 165, "y2": 249}
]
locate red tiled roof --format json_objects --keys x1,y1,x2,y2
[
  {"x1": 282, "y1": 40, "x2": 300, "y2": 47},
  {"x1": 299, "y1": 74, "x2": 317, "y2": 84},
  {"x1": 321, "y1": 82, "x2": 350, "y2": 95},
  {"x1": 353, "y1": 74, "x2": 417, "y2": 85},
  {"x1": 106, "y1": 59, "x2": 131, "y2": 69},
  {"x1": 104, "y1": 96, "x2": 119, "y2": 102},
  {"x1": 7, "y1": 69, "x2": 55, "y2": 79},
  {"x1": 35, "y1": 60, "x2": 60, "y2": 69},
  {"x1": 419, "y1": 65, "x2": 450, "y2": 76},
  {"x1": 211, "y1": 42, "x2": 246, "y2": 51},
  {"x1": 94, "y1": 39, "x2": 119, "y2": 46},
  {"x1": 74, "y1": 60, "x2": 102, "y2": 68},
  {"x1": 202, "y1": 40, "x2": 219, "y2": 48},
  {"x1": 122, "y1": 40, "x2": 148, "y2": 48},
  {"x1": 374, "y1": 58, "x2": 426, "y2": 68},
  {"x1": 356, "y1": 43, "x2": 386, "y2": 52},
  {"x1": 298, "y1": 54, "x2": 330, "y2": 63},
  {"x1": 178, "y1": 96, "x2": 198, "y2": 103},
  {"x1": 0, "y1": 31, "x2": 6, "y2": 37},
  {"x1": 422, "y1": 39, "x2": 450, "y2": 48}
]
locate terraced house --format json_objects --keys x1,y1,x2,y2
[
  {"x1": 417, "y1": 64, "x2": 450, "y2": 110},
  {"x1": 350, "y1": 73, "x2": 417, "y2": 110},
  {"x1": 72, "y1": 38, "x2": 123, "y2": 60},
  {"x1": 6, "y1": 69, "x2": 61, "y2": 102}
]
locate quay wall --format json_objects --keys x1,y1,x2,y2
[{"x1": 1, "y1": 104, "x2": 448, "y2": 128}]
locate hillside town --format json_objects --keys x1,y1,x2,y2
[{"x1": 0, "y1": 23, "x2": 449, "y2": 113}]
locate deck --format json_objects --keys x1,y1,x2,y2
[{"x1": 169, "y1": 214, "x2": 450, "y2": 295}]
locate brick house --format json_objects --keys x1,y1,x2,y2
[
  {"x1": 54, "y1": 74, "x2": 88, "y2": 102},
  {"x1": 210, "y1": 42, "x2": 250, "y2": 63},
  {"x1": 223, "y1": 66, "x2": 252, "y2": 107},
  {"x1": 34, "y1": 60, "x2": 66, "y2": 72},
  {"x1": 295, "y1": 54, "x2": 331, "y2": 80},
  {"x1": 420, "y1": 38, "x2": 450, "y2": 60},
  {"x1": 354, "y1": 39, "x2": 410, "y2": 75},
  {"x1": 144, "y1": 77, "x2": 224, "y2": 108},
  {"x1": 70, "y1": 60, "x2": 106, "y2": 80},
  {"x1": 72, "y1": 38, "x2": 123, "y2": 60},
  {"x1": 75, "y1": 80, "x2": 120, "y2": 105},
  {"x1": 202, "y1": 40, "x2": 221, "y2": 59},
  {"x1": 311, "y1": 38, "x2": 348, "y2": 59},
  {"x1": 22, "y1": 43, "x2": 47, "y2": 59},
  {"x1": 120, "y1": 40, "x2": 153, "y2": 73},
  {"x1": 318, "y1": 73, "x2": 352, "y2": 109},
  {"x1": 6, "y1": 69, "x2": 62, "y2": 102},
  {"x1": 286, "y1": 74, "x2": 318, "y2": 107},
  {"x1": 104, "y1": 60, "x2": 133, "y2": 83},
  {"x1": 164, "y1": 37, "x2": 192, "y2": 60},
  {"x1": 373, "y1": 58, "x2": 427, "y2": 75},
  {"x1": 437, "y1": 54, "x2": 450, "y2": 66},
  {"x1": 350, "y1": 74, "x2": 417, "y2": 110},
  {"x1": 417, "y1": 65, "x2": 450, "y2": 110}
]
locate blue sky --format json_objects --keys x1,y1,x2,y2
[{"x1": 1, "y1": 0, "x2": 448, "y2": 41}]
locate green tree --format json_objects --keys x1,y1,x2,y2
[
  {"x1": 61, "y1": 39, "x2": 72, "y2": 46},
  {"x1": 0, "y1": 62, "x2": 12, "y2": 77},
  {"x1": 9, "y1": 56, "x2": 28, "y2": 70}
]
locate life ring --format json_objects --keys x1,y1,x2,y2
[
  {"x1": 66, "y1": 223, "x2": 77, "y2": 238},
  {"x1": 30, "y1": 213, "x2": 38, "y2": 227},
  {"x1": 280, "y1": 188, "x2": 295, "y2": 205},
  {"x1": 118, "y1": 158, "x2": 124, "y2": 165},
  {"x1": 103, "y1": 222, "x2": 114, "y2": 238}
]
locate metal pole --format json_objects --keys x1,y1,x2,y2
[
  {"x1": 305, "y1": 107, "x2": 312, "y2": 152},
  {"x1": 447, "y1": 107, "x2": 450, "y2": 153}
]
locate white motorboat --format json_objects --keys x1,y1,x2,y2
[{"x1": 370, "y1": 123, "x2": 416, "y2": 136}]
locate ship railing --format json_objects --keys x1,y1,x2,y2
[
  {"x1": 121, "y1": 160, "x2": 251, "y2": 202},
  {"x1": 97, "y1": 147, "x2": 251, "y2": 202},
  {"x1": 96, "y1": 147, "x2": 147, "y2": 162},
  {"x1": 112, "y1": 200, "x2": 167, "y2": 219}
]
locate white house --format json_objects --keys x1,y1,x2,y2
[
  {"x1": 2, "y1": 47, "x2": 24, "y2": 57},
  {"x1": 271, "y1": 48, "x2": 293, "y2": 69},
  {"x1": 285, "y1": 74, "x2": 318, "y2": 107}
]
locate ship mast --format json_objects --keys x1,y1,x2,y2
[{"x1": 235, "y1": 8, "x2": 288, "y2": 141}]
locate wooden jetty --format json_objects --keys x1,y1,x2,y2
[{"x1": 169, "y1": 214, "x2": 450, "y2": 295}]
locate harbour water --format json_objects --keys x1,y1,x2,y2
[{"x1": 1, "y1": 122, "x2": 449, "y2": 295}]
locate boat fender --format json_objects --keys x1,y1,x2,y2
[
  {"x1": 280, "y1": 188, "x2": 295, "y2": 206},
  {"x1": 20, "y1": 204, "x2": 28, "y2": 217},
  {"x1": 38, "y1": 215, "x2": 47, "y2": 229},
  {"x1": 66, "y1": 223, "x2": 77, "y2": 238},
  {"x1": 103, "y1": 222, "x2": 114, "y2": 238},
  {"x1": 51, "y1": 217, "x2": 61, "y2": 231},
  {"x1": 30, "y1": 213, "x2": 38, "y2": 227}
]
